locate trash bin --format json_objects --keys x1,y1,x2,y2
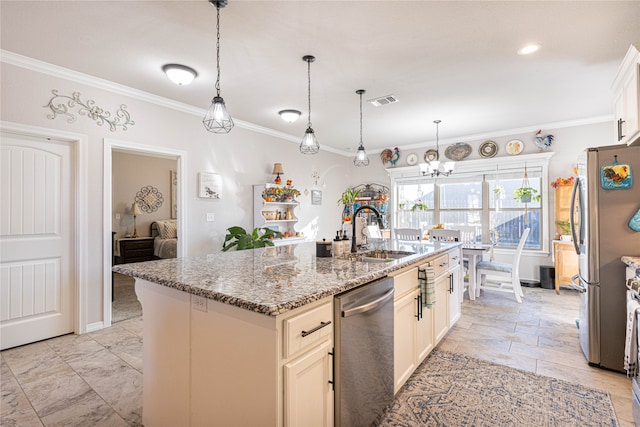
[{"x1": 540, "y1": 265, "x2": 555, "y2": 289}]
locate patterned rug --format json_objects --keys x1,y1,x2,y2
[{"x1": 375, "y1": 350, "x2": 618, "y2": 427}]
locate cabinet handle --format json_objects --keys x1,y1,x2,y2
[
  {"x1": 618, "y1": 118, "x2": 626, "y2": 141},
  {"x1": 415, "y1": 294, "x2": 423, "y2": 320},
  {"x1": 449, "y1": 273, "x2": 453, "y2": 293},
  {"x1": 301, "y1": 321, "x2": 332, "y2": 337},
  {"x1": 328, "y1": 349, "x2": 335, "y2": 390}
]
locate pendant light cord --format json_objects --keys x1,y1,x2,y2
[
  {"x1": 215, "y1": 4, "x2": 221, "y2": 97},
  {"x1": 307, "y1": 59, "x2": 312, "y2": 128},
  {"x1": 359, "y1": 91, "x2": 363, "y2": 145}
]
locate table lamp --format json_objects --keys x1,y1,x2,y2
[
  {"x1": 272, "y1": 163, "x2": 284, "y2": 185},
  {"x1": 131, "y1": 202, "x2": 142, "y2": 238}
]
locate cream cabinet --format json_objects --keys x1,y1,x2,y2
[
  {"x1": 612, "y1": 44, "x2": 640, "y2": 146},
  {"x1": 135, "y1": 279, "x2": 333, "y2": 427},
  {"x1": 433, "y1": 273, "x2": 450, "y2": 343},
  {"x1": 391, "y1": 266, "x2": 434, "y2": 393}
]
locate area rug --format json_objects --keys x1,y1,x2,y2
[
  {"x1": 375, "y1": 350, "x2": 618, "y2": 427},
  {"x1": 112, "y1": 273, "x2": 142, "y2": 323}
]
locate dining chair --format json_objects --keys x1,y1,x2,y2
[
  {"x1": 476, "y1": 228, "x2": 530, "y2": 303},
  {"x1": 394, "y1": 228, "x2": 422, "y2": 241},
  {"x1": 456, "y1": 225, "x2": 478, "y2": 244},
  {"x1": 429, "y1": 229, "x2": 461, "y2": 242}
]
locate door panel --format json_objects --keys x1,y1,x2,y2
[{"x1": 0, "y1": 133, "x2": 74, "y2": 349}]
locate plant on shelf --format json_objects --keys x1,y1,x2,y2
[
  {"x1": 222, "y1": 226, "x2": 283, "y2": 251},
  {"x1": 513, "y1": 186, "x2": 541, "y2": 203},
  {"x1": 262, "y1": 185, "x2": 301, "y2": 202},
  {"x1": 555, "y1": 220, "x2": 571, "y2": 235},
  {"x1": 551, "y1": 176, "x2": 575, "y2": 188},
  {"x1": 338, "y1": 188, "x2": 361, "y2": 222}
]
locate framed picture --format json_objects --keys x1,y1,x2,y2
[
  {"x1": 198, "y1": 172, "x2": 222, "y2": 199},
  {"x1": 311, "y1": 189, "x2": 322, "y2": 205},
  {"x1": 170, "y1": 170, "x2": 177, "y2": 218}
]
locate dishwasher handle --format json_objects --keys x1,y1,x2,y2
[{"x1": 342, "y1": 288, "x2": 395, "y2": 318}]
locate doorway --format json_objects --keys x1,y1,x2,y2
[{"x1": 103, "y1": 139, "x2": 186, "y2": 327}]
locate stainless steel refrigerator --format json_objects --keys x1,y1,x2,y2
[{"x1": 571, "y1": 144, "x2": 640, "y2": 372}]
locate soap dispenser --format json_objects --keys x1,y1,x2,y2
[{"x1": 333, "y1": 231, "x2": 343, "y2": 257}]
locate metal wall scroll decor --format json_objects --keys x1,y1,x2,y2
[
  {"x1": 135, "y1": 186, "x2": 164, "y2": 213},
  {"x1": 44, "y1": 89, "x2": 135, "y2": 132}
]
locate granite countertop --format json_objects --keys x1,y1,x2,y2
[
  {"x1": 622, "y1": 256, "x2": 640, "y2": 270},
  {"x1": 113, "y1": 241, "x2": 457, "y2": 316}
]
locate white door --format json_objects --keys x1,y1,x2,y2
[{"x1": 0, "y1": 132, "x2": 75, "y2": 350}]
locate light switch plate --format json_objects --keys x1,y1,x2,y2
[
  {"x1": 192, "y1": 296, "x2": 207, "y2": 312},
  {"x1": 206, "y1": 212, "x2": 215, "y2": 222}
]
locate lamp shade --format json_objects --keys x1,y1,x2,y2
[
  {"x1": 131, "y1": 203, "x2": 142, "y2": 216},
  {"x1": 272, "y1": 163, "x2": 284, "y2": 175}
]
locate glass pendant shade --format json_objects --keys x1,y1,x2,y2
[
  {"x1": 354, "y1": 143, "x2": 370, "y2": 166},
  {"x1": 300, "y1": 127, "x2": 319, "y2": 154},
  {"x1": 203, "y1": 96, "x2": 233, "y2": 133},
  {"x1": 421, "y1": 120, "x2": 454, "y2": 177}
]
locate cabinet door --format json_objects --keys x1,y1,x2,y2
[
  {"x1": 448, "y1": 266, "x2": 462, "y2": 325},
  {"x1": 284, "y1": 339, "x2": 333, "y2": 427},
  {"x1": 433, "y1": 275, "x2": 449, "y2": 344},
  {"x1": 394, "y1": 290, "x2": 418, "y2": 393},
  {"x1": 555, "y1": 243, "x2": 578, "y2": 287},
  {"x1": 622, "y1": 64, "x2": 640, "y2": 144},
  {"x1": 415, "y1": 290, "x2": 434, "y2": 364}
]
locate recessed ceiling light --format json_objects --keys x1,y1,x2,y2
[
  {"x1": 517, "y1": 44, "x2": 541, "y2": 55},
  {"x1": 278, "y1": 109, "x2": 302, "y2": 123},
  {"x1": 162, "y1": 64, "x2": 198, "y2": 85}
]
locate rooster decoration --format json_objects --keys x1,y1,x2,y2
[
  {"x1": 389, "y1": 147, "x2": 400, "y2": 166},
  {"x1": 534, "y1": 130, "x2": 554, "y2": 152},
  {"x1": 380, "y1": 148, "x2": 393, "y2": 165}
]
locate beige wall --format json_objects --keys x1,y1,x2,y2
[{"x1": 112, "y1": 151, "x2": 176, "y2": 239}]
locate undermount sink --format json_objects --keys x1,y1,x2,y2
[{"x1": 356, "y1": 250, "x2": 415, "y2": 263}]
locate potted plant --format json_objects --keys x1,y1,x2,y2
[
  {"x1": 222, "y1": 226, "x2": 283, "y2": 251},
  {"x1": 337, "y1": 188, "x2": 361, "y2": 222},
  {"x1": 411, "y1": 200, "x2": 428, "y2": 212},
  {"x1": 513, "y1": 187, "x2": 541, "y2": 203},
  {"x1": 493, "y1": 185, "x2": 505, "y2": 200}
]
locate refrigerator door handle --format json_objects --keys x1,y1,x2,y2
[
  {"x1": 570, "y1": 274, "x2": 585, "y2": 292},
  {"x1": 570, "y1": 179, "x2": 580, "y2": 254}
]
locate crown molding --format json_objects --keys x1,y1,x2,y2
[{"x1": 1, "y1": 50, "x2": 611, "y2": 158}]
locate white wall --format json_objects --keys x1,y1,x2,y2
[
  {"x1": 1, "y1": 61, "x2": 357, "y2": 325},
  {"x1": 351, "y1": 121, "x2": 616, "y2": 281}
]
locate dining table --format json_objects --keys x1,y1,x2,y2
[{"x1": 462, "y1": 244, "x2": 493, "y2": 300}]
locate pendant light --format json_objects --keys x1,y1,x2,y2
[
  {"x1": 300, "y1": 55, "x2": 319, "y2": 154},
  {"x1": 203, "y1": 0, "x2": 234, "y2": 133},
  {"x1": 422, "y1": 120, "x2": 454, "y2": 177},
  {"x1": 353, "y1": 89, "x2": 370, "y2": 166}
]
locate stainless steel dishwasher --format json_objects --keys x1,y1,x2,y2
[{"x1": 334, "y1": 276, "x2": 394, "y2": 427}]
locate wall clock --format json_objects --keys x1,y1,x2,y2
[
  {"x1": 406, "y1": 153, "x2": 419, "y2": 166},
  {"x1": 135, "y1": 186, "x2": 164, "y2": 213}
]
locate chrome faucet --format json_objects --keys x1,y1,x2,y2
[{"x1": 351, "y1": 205, "x2": 384, "y2": 253}]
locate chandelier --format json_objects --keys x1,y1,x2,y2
[
  {"x1": 203, "y1": 0, "x2": 233, "y2": 133},
  {"x1": 420, "y1": 120, "x2": 454, "y2": 177},
  {"x1": 353, "y1": 89, "x2": 370, "y2": 166}
]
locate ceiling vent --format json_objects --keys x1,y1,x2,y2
[{"x1": 368, "y1": 94, "x2": 399, "y2": 107}]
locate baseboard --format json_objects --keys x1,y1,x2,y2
[{"x1": 85, "y1": 321, "x2": 105, "y2": 333}]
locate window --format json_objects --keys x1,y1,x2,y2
[{"x1": 389, "y1": 153, "x2": 553, "y2": 252}]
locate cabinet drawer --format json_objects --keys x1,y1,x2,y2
[
  {"x1": 283, "y1": 301, "x2": 333, "y2": 359},
  {"x1": 448, "y1": 249, "x2": 461, "y2": 269},
  {"x1": 123, "y1": 240, "x2": 154, "y2": 250},
  {"x1": 393, "y1": 267, "x2": 418, "y2": 298},
  {"x1": 422, "y1": 254, "x2": 449, "y2": 277}
]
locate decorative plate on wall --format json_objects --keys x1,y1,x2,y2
[
  {"x1": 479, "y1": 140, "x2": 498, "y2": 158},
  {"x1": 424, "y1": 149, "x2": 439, "y2": 162},
  {"x1": 444, "y1": 143, "x2": 472, "y2": 161},
  {"x1": 406, "y1": 153, "x2": 419, "y2": 166},
  {"x1": 506, "y1": 139, "x2": 524, "y2": 155}
]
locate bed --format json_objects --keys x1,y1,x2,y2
[{"x1": 151, "y1": 220, "x2": 177, "y2": 259}]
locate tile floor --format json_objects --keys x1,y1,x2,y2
[{"x1": 1, "y1": 286, "x2": 634, "y2": 426}]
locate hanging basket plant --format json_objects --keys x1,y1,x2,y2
[{"x1": 513, "y1": 187, "x2": 541, "y2": 203}]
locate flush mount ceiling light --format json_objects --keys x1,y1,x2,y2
[
  {"x1": 278, "y1": 109, "x2": 301, "y2": 123},
  {"x1": 203, "y1": 0, "x2": 233, "y2": 134},
  {"x1": 162, "y1": 64, "x2": 198, "y2": 85},
  {"x1": 299, "y1": 55, "x2": 319, "y2": 155},
  {"x1": 517, "y1": 43, "x2": 541, "y2": 55},
  {"x1": 420, "y1": 120, "x2": 454, "y2": 177},
  {"x1": 353, "y1": 89, "x2": 370, "y2": 167}
]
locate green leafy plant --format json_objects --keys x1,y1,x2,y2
[
  {"x1": 555, "y1": 220, "x2": 571, "y2": 235},
  {"x1": 411, "y1": 201, "x2": 429, "y2": 211},
  {"x1": 222, "y1": 226, "x2": 282, "y2": 251},
  {"x1": 493, "y1": 185, "x2": 505, "y2": 199},
  {"x1": 337, "y1": 188, "x2": 361, "y2": 207},
  {"x1": 513, "y1": 187, "x2": 541, "y2": 203}
]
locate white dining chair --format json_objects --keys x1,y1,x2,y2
[
  {"x1": 394, "y1": 228, "x2": 422, "y2": 241},
  {"x1": 429, "y1": 229, "x2": 461, "y2": 242},
  {"x1": 476, "y1": 228, "x2": 530, "y2": 303}
]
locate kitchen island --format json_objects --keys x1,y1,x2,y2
[{"x1": 113, "y1": 240, "x2": 461, "y2": 427}]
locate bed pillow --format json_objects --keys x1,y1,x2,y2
[
  {"x1": 155, "y1": 220, "x2": 168, "y2": 239},
  {"x1": 163, "y1": 220, "x2": 177, "y2": 239}
]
